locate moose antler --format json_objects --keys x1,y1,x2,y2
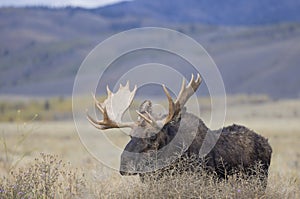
[
  {"x1": 163, "y1": 73, "x2": 202, "y2": 124},
  {"x1": 87, "y1": 82, "x2": 137, "y2": 130},
  {"x1": 88, "y1": 74, "x2": 201, "y2": 130},
  {"x1": 136, "y1": 74, "x2": 202, "y2": 127}
]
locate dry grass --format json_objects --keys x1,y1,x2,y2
[
  {"x1": 0, "y1": 153, "x2": 87, "y2": 199},
  {"x1": 1, "y1": 156, "x2": 298, "y2": 198},
  {"x1": 0, "y1": 95, "x2": 299, "y2": 198},
  {"x1": 88, "y1": 172, "x2": 299, "y2": 198}
]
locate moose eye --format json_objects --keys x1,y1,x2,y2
[{"x1": 150, "y1": 134, "x2": 157, "y2": 141}]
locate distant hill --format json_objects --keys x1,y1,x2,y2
[
  {"x1": 0, "y1": 1, "x2": 300, "y2": 98},
  {"x1": 95, "y1": 0, "x2": 300, "y2": 25}
]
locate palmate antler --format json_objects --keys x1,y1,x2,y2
[
  {"x1": 87, "y1": 82, "x2": 137, "y2": 130},
  {"x1": 88, "y1": 74, "x2": 202, "y2": 131}
]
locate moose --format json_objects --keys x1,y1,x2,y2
[{"x1": 87, "y1": 74, "x2": 272, "y2": 186}]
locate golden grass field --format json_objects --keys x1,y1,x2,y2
[{"x1": 0, "y1": 95, "x2": 299, "y2": 198}]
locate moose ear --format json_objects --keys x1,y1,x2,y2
[{"x1": 138, "y1": 100, "x2": 152, "y2": 114}]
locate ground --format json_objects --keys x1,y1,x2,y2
[{"x1": 0, "y1": 95, "x2": 299, "y2": 198}]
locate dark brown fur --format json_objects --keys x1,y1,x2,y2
[{"x1": 120, "y1": 103, "x2": 272, "y2": 187}]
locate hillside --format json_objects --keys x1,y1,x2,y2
[
  {"x1": 95, "y1": 0, "x2": 300, "y2": 25},
  {"x1": 0, "y1": 1, "x2": 300, "y2": 98}
]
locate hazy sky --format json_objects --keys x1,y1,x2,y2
[{"x1": 0, "y1": 0, "x2": 130, "y2": 8}]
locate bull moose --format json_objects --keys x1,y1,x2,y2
[{"x1": 87, "y1": 74, "x2": 272, "y2": 187}]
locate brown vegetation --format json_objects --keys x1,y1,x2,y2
[{"x1": 0, "y1": 95, "x2": 299, "y2": 198}]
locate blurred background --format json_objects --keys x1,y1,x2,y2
[
  {"x1": 0, "y1": 0, "x2": 299, "y2": 187},
  {"x1": 1, "y1": 0, "x2": 300, "y2": 121},
  {"x1": 1, "y1": 0, "x2": 300, "y2": 99}
]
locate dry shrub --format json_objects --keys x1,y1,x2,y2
[
  {"x1": 90, "y1": 171, "x2": 299, "y2": 199},
  {"x1": 266, "y1": 173, "x2": 300, "y2": 199},
  {"x1": 88, "y1": 158, "x2": 299, "y2": 199},
  {"x1": 0, "y1": 155, "x2": 299, "y2": 198},
  {"x1": 0, "y1": 153, "x2": 86, "y2": 199},
  {"x1": 89, "y1": 160, "x2": 272, "y2": 198}
]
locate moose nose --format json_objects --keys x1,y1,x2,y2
[
  {"x1": 119, "y1": 170, "x2": 126, "y2": 175},
  {"x1": 119, "y1": 163, "x2": 136, "y2": 176},
  {"x1": 119, "y1": 170, "x2": 137, "y2": 176}
]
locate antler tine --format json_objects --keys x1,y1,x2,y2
[
  {"x1": 130, "y1": 85, "x2": 138, "y2": 102},
  {"x1": 92, "y1": 93, "x2": 104, "y2": 113},
  {"x1": 187, "y1": 74, "x2": 195, "y2": 88},
  {"x1": 125, "y1": 81, "x2": 130, "y2": 89},
  {"x1": 106, "y1": 85, "x2": 112, "y2": 96},
  {"x1": 119, "y1": 81, "x2": 129, "y2": 89},
  {"x1": 136, "y1": 110, "x2": 153, "y2": 124},
  {"x1": 189, "y1": 73, "x2": 201, "y2": 91},
  {"x1": 175, "y1": 73, "x2": 202, "y2": 108},
  {"x1": 87, "y1": 112, "x2": 129, "y2": 130},
  {"x1": 136, "y1": 110, "x2": 163, "y2": 129},
  {"x1": 162, "y1": 85, "x2": 175, "y2": 124},
  {"x1": 87, "y1": 113, "x2": 106, "y2": 130},
  {"x1": 177, "y1": 77, "x2": 186, "y2": 102},
  {"x1": 86, "y1": 107, "x2": 119, "y2": 128},
  {"x1": 86, "y1": 109, "x2": 100, "y2": 124}
]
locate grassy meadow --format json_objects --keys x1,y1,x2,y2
[{"x1": 0, "y1": 95, "x2": 299, "y2": 198}]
